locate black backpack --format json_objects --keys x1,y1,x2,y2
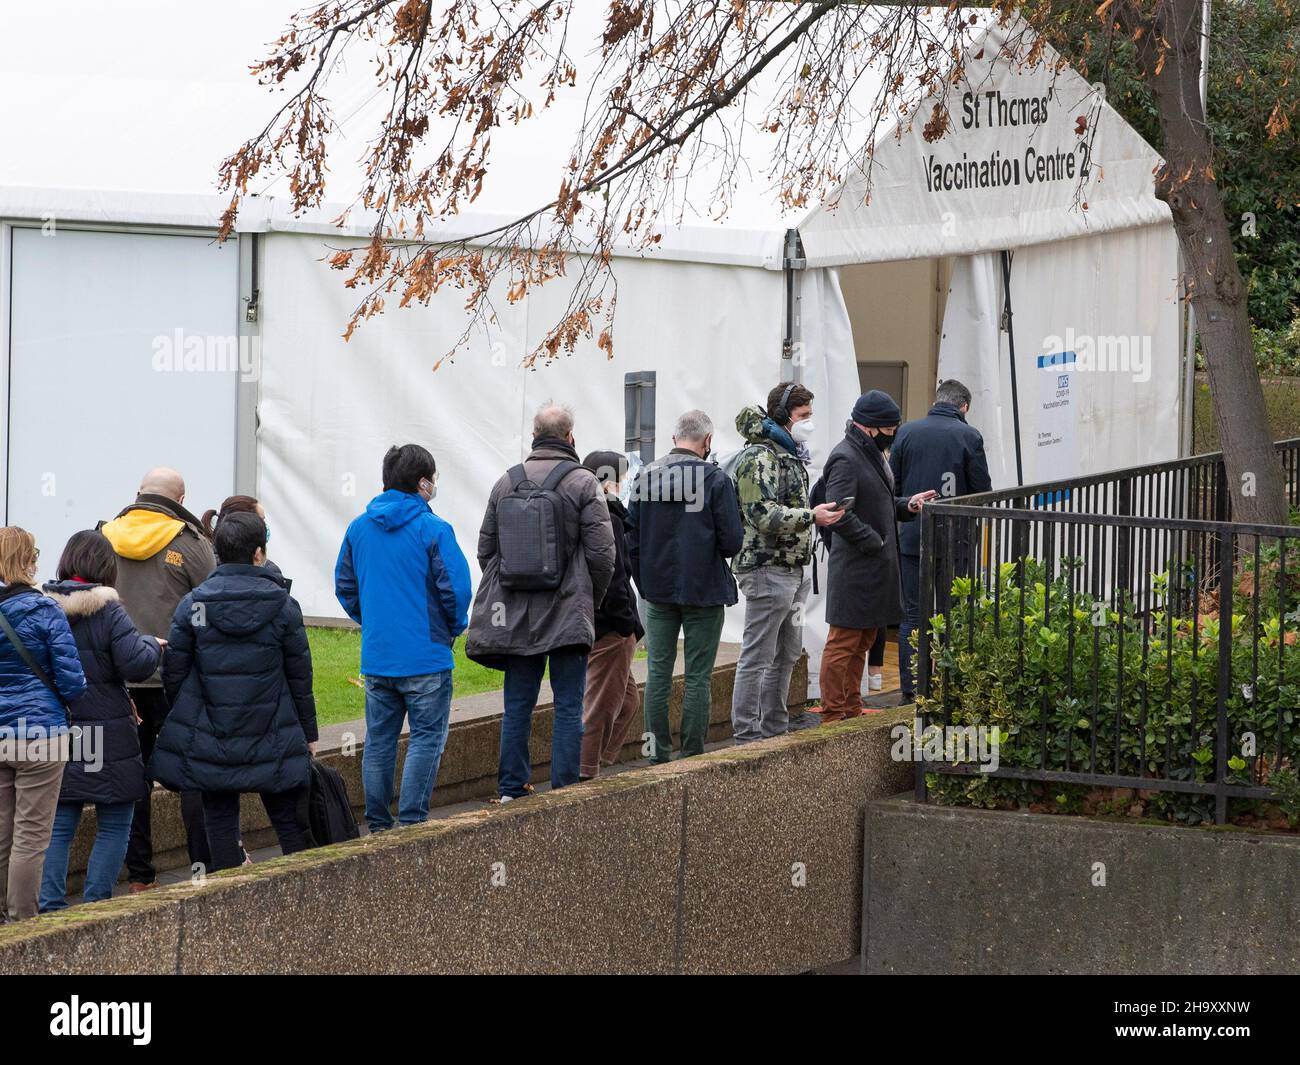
[
  {"x1": 496, "y1": 460, "x2": 583, "y2": 590},
  {"x1": 302, "y1": 759, "x2": 361, "y2": 847}
]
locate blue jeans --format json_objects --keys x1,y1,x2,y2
[
  {"x1": 499, "y1": 652, "x2": 587, "y2": 799},
  {"x1": 39, "y1": 801, "x2": 135, "y2": 912},
  {"x1": 363, "y1": 670, "x2": 453, "y2": 832}
]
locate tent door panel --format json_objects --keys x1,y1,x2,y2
[{"x1": 838, "y1": 258, "x2": 943, "y2": 422}]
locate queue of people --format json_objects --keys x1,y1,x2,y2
[
  {"x1": 0, "y1": 380, "x2": 988, "y2": 923},
  {"x1": 0, "y1": 469, "x2": 311, "y2": 921}
]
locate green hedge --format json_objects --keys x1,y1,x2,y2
[{"x1": 919, "y1": 555, "x2": 1300, "y2": 827}]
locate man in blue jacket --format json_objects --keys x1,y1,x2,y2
[
  {"x1": 889, "y1": 379, "x2": 992, "y2": 701},
  {"x1": 335, "y1": 445, "x2": 472, "y2": 832}
]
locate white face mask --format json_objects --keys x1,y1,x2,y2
[{"x1": 790, "y1": 419, "x2": 816, "y2": 441}]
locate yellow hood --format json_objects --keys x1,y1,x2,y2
[{"x1": 100, "y1": 510, "x2": 184, "y2": 560}]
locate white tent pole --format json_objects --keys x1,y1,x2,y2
[
  {"x1": 1182, "y1": 0, "x2": 1211, "y2": 456},
  {"x1": 782, "y1": 228, "x2": 806, "y2": 383}
]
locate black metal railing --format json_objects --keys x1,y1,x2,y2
[{"x1": 915, "y1": 440, "x2": 1300, "y2": 824}]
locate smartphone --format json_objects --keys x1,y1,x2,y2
[{"x1": 835, "y1": 496, "x2": 856, "y2": 510}]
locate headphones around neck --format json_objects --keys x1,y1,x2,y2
[{"x1": 773, "y1": 382, "x2": 797, "y2": 425}]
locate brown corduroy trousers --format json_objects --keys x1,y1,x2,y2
[
  {"x1": 580, "y1": 632, "x2": 641, "y2": 778},
  {"x1": 818, "y1": 625, "x2": 879, "y2": 722}
]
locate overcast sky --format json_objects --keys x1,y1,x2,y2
[
  {"x1": 0, "y1": 1, "x2": 386, "y2": 197},
  {"x1": 0, "y1": 1, "x2": 907, "y2": 229}
]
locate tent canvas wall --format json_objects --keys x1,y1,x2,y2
[{"x1": 0, "y1": 3, "x2": 1182, "y2": 694}]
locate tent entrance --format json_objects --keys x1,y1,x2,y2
[{"x1": 838, "y1": 257, "x2": 953, "y2": 422}]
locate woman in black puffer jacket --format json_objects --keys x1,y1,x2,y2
[
  {"x1": 150, "y1": 512, "x2": 317, "y2": 873},
  {"x1": 39, "y1": 531, "x2": 162, "y2": 911}
]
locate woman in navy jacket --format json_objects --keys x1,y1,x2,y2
[
  {"x1": 39, "y1": 531, "x2": 162, "y2": 911},
  {"x1": 0, "y1": 526, "x2": 86, "y2": 920}
]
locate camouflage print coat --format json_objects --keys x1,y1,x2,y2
[{"x1": 731, "y1": 405, "x2": 814, "y2": 573}]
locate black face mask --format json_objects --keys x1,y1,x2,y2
[{"x1": 873, "y1": 431, "x2": 895, "y2": 452}]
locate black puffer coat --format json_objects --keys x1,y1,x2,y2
[
  {"x1": 42, "y1": 581, "x2": 160, "y2": 804},
  {"x1": 149, "y1": 564, "x2": 317, "y2": 795}
]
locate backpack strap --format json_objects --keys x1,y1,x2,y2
[
  {"x1": 0, "y1": 607, "x2": 70, "y2": 721},
  {"x1": 539, "y1": 459, "x2": 583, "y2": 493},
  {"x1": 507, "y1": 464, "x2": 530, "y2": 490}
]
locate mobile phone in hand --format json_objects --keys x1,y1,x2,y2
[{"x1": 836, "y1": 496, "x2": 855, "y2": 510}]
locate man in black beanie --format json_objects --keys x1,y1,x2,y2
[{"x1": 817, "y1": 391, "x2": 934, "y2": 722}]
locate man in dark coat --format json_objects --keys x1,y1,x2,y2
[
  {"x1": 818, "y1": 391, "x2": 934, "y2": 723},
  {"x1": 627, "y1": 410, "x2": 744, "y2": 764},
  {"x1": 149, "y1": 512, "x2": 317, "y2": 873},
  {"x1": 99, "y1": 465, "x2": 215, "y2": 889},
  {"x1": 889, "y1": 379, "x2": 992, "y2": 699},
  {"x1": 465, "y1": 404, "x2": 616, "y2": 801}
]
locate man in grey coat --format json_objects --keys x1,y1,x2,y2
[
  {"x1": 466, "y1": 403, "x2": 617, "y2": 801},
  {"x1": 817, "y1": 392, "x2": 934, "y2": 722}
]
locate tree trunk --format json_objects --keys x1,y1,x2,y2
[{"x1": 1131, "y1": 0, "x2": 1286, "y2": 525}]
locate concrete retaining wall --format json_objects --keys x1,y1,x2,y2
[
  {"x1": 65, "y1": 652, "x2": 805, "y2": 885},
  {"x1": 1, "y1": 709, "x2": 910, "y2": 975},
  {"x1": 865, "y1": 798, "x2": 1300, "y2": 975}
]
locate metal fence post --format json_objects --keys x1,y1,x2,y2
[
  {"x1": 1214, "y1": 458, "x2": 1230, "y2": 522},
  {"x1": 1116, "y1": 476, "x2": 1133, "y2": 596},
  {"x1": 915, "y1": 505, "x2": 937, "y2": 805},
  {"x1": 1215, "y1": 525, "x2": 1233, "y2": 825}
]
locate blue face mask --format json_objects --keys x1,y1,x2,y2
[{"x1": 263, "y1": 519, "x2": 270, "y2": 546}]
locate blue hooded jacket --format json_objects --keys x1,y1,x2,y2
[
  {"x1": 0, "y1": 585, "x2": 87, "y2": 735},
  {"x1": 334, "y1": 490, "x2": 473, "y2": 677}
]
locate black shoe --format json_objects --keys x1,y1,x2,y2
[{"x1": 786, "y1": 710, "x2": 821, "y2": 732}]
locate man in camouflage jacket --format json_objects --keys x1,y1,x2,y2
[{"x1": 730, "y1": 385, "x2": 842, "y2": 742}]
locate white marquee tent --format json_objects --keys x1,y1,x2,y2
[{"x1": 0, "y1": 2, "x2": 1183, "y2": 686}]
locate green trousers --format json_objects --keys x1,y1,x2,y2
[{"x1": 643, "y1": 602, "x2": 726, "y2": 764}]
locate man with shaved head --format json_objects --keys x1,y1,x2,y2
[
  {"x1": 466, "y1": 401, "x2": 616, "y2": 801},
  {"x1": 100, "y1": 466, "x2": 216, "y2": 890}
]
